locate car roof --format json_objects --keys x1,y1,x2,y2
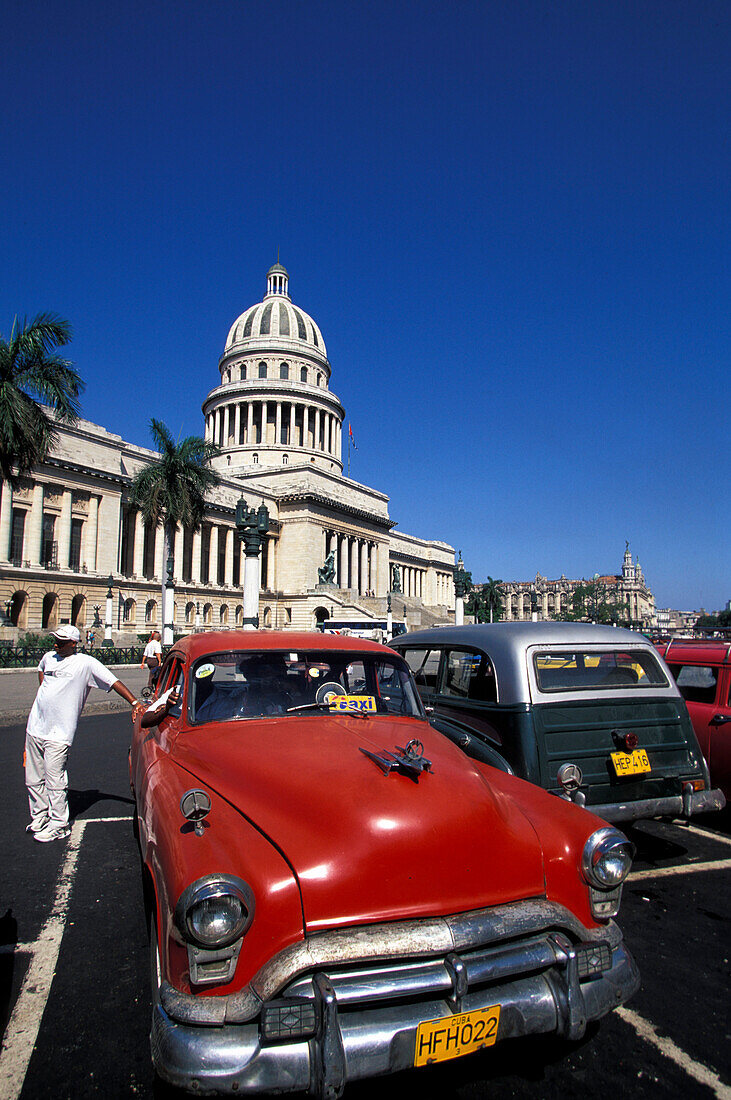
[
  {"x1": 165, "y1": 630, "x2": 396, "y2": 663},
  {"x1": 657, "y1": 639, "x2": 731, "y2": 664}
]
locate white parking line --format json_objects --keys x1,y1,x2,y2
[
  {"x1": 616, "y1": 1006, "x2": 731, "y2": 1100},
  {"x1": 629, "y1": 858, "x2": 731, "y2": 881},
  {"x1": 0, "y1": 815, "x2": 131, "y2": 1100},
  {"x1": 681, "y1": 823, "x2": 731, "y2": 849}
]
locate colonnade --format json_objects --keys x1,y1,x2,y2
[
  {"x1": 205, "y1": 399, "x2": 341, "y2": 459},
  {"x1": 119, "y1": 508, "x2": 276, "y2": 592},
  {"x1": 323, "y1": 529, "x2": 381, "y2": 595}
]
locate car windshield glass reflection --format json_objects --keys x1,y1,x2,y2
[{"x1": 190, "y1": 650, "x2": 424, "y2": 724}]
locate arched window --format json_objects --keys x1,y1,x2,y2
[
  {"x1": 235, "y1": 606, "x2": 243, "y2": 626},
  {"x1": 8, "y1": 590, "x2": 29, "y2": 629},
  {"x1": 253, "y1": 453, "x2": 259, "y2": 464},
  {"x1": 203, "y1": 603, "x2": 212, "y2": 625},
  {"x1": 280, "y1": 362, "x2": 289, "y2": 380},
  {"x1": 41, "y1": 593, "x2": 60, "y2": 630},
  {"x1": 220, "y1": 605, "x2": 229, "y2": 625},
  {"x1": 258, "y1": 362, "x2": 267, "y2": 379},
  {"x1": 300, "y1": 366, "x2": 307, "y2": 382},
  {"x1": 239, "y1": 363, "x2": 247, "y2": 381},
  {"x1": 282, "y1": 454, "x2": 288, "y2": 464},
  {"x1": 317, "y1": 373, "x2": 323, "y2": 387},
  {"x1": 124, "y1": 598, "x2": 136, "y2": 623},
  {"x1": 314, "y1": 606, "x2": 329, "y2": 626},
  {"x1": 262, "y1": 606, "x2": 272, "y2": 627},
  {"x1": 185, "y1": 602, "x2": 195, "y2": 625},
  {"x1": 146, "y1": 599, "x2": 157, "y2": 624},
  {"x1": 71, "y1": 594, "x2": 86, "y2": 628}
]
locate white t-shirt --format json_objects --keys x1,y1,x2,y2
[
  {"x1": 143, "y1": 639, "x2": 162, "y2": 661},
  {"x1": 27, "y1": 651, "x2": 119, "y2": 745}
]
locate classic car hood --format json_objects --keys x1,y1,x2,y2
[{"x1": 175, "y1": 716, "x2": 546, "y2": 932}]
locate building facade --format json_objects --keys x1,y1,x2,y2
[
  {"x1": 0, "y1": 265, "x2": 455, "y2": 640},
  {"x1": 499, "y1": 543, "x2": 655, "y2": 629}
]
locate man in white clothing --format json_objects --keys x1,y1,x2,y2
[{"x1": 25, "y1": 624, "x2": 138, "y2": 842}]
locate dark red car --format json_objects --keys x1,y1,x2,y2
[
  {"x1": 130, "y1": 631, "x2": 639, "y2": 1096},
  {"x1": 656, "y1": 639, "x2": 731, "y2": 801}
]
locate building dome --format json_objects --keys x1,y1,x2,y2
[{"x1": 224, "y1": 265, "x2": 327, "y2": 358}]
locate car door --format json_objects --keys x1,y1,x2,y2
[{"x1": 667, "y1": 660, "x2": 720, "y2": 765}]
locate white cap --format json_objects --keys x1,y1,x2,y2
[{"x1": 51, "y1": 624, "x2": 81, "y2": 643}]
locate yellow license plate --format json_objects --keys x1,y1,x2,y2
[
  {"x1": 414, "y1": 1006, "x2": 500, "y2": 1067},
  {"x1": 611, "y1": 748, "x2": 651, "y2": 776}
]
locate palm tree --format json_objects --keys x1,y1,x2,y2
[
  {"x1": 0, "y1": 313, "x2": 84, "y2": 481},
  {"x1": 483, "y1": 576, "x2": 504, "y2": 623},
  {"x1": 130, "y1": 419, "x2": 220, "y2": 643}
]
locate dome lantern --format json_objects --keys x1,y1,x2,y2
[{"x1": 266, "y1": 262, "x2": 289, "y2": 299}]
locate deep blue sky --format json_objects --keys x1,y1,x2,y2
[{"x1": 3, "y1": 1, "x2": 728, "y2": 610}]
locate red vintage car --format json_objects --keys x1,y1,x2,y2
[
  {"x1": 130, "y1": 631, "x2": 639, "y2": 1097},
  {"x1": 656, "y1": 639, "x2": 731, "y2": 801}
]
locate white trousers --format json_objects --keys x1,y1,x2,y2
[{"x1": 25, "y1": 734, "x2": 71, "y2": 828}]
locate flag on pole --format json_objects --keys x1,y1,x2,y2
[{"x1": 349, "y1": 422, "x2": 357, "y2": 449}]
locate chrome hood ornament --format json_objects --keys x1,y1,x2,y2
[{"x1": 359, "y1": 739, "x2": 433, "y2": 782}]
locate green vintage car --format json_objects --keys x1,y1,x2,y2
[{"x1": 391, "y1": 622, "x2": 725, "y2": 823}]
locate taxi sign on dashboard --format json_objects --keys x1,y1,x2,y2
[{"x1": 329, "y1": 695, "x2": 377, "y2": 713}]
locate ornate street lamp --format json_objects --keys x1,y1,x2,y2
[
  {"x1": 195, "y1": 601, "x2": 201, "y2": 633},
  {"x1": 453, "y1": 553, "x2": 472, "y2": 626},
  {"x1": 236, "y1": 496, "x2": 270, "y2": 630},
  {"x1": 103, "y1": 575, "x2": 114, "y2": 647}
]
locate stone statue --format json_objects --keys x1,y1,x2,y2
[
  {"x1": 92, "y1": 605, "x2": 102, "y2": 627},
  {"x1": 391, "y1": 565, "x2": 402, "y2": 593},
  {"x1": 318, "y1": 550, "x2": 336, "y2": 585}
]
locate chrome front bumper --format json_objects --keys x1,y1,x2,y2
[{"x1": 152, "y1": 900, "x2": 640, "y2": 1097}]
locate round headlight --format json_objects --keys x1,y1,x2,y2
[
  {"x1": 582, "y1": 828, "x2": 634, "y2": 889},
  {"x1": 187, "y1": 893, "x2": 246, "y2": 946},
  {"x1": 174, "y1": 876, "x2": 254, "y2": 947}
]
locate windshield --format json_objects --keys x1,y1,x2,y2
[
  {"x1": 189, "y1": 649, "x2": 424, "y2": 724},
  {"x1": 533, "y1": 649, "x2": 668, "y2": 692}
]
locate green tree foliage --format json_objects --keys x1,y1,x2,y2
[
  {"x1": 0, "y1": 313, "x2": 84, "y2": 481},
  {"x1": 552, "y1": 578, "x2": 631, "y2": 625},
  {"x1": 467, "y1": 577, "x2": 505, "y2": 622},
  {"x1": 130, "y1": 419, "x2": 221, "y2": 543},
  {"x1": 695, "y1": 609, "x2": 731, "y2": 632}
]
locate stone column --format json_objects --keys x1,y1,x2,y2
[
  {"x1": 57, "y1": 489, "x2": 72, "y2": 569},
  {"x1": 28, "y1": 483, "x2": 44, "y2": 565},
  {"x1": 214, "y1": 408, "x2": 221, "y2": 446},
  {"x1": 261, "y1": 402, "x2": 268, "y2": 445},
  {"x1": 0, "y1": 481, "x2": 12, "y2": 560},
  {"x1": 224, "y1": 527, "x2": 234, "y2": 587},
  {"x1": 339, "y1": 535, "x2": 348, "y2": 588},
  {"x1": 275, "y1": 402, "x2": 282, "y2": 445},
  {"x1": 247, "y1": 402, "x2": 254, "y2": 444},
  {"x1": 360, "y1": 541, "x2": 368, "y2": 595},
  {"x1": 85, "y1": 494, "x2": 99, "y2": 571},
  {"x1": 351, "y1": 539, "x2": 359, "y2": 593},
  {"x1": 192, "y1": 528, "x2": 202, "y2": 583},
  {"x1": 223, "y1": 405, "x2": 230, "y2": 444},
  {"x1": 314, "y1": 409, "x2": 321, "y2": 452},
  {"x1": 174, "y1": 524, "x2": 184, "y2": 582},
  {"x1": 154, "y1": 522, "x2": 164, "y2": 579},
  {"x1": 234, "y1": 402, "x2": 241, "y2": 446},
  {"x1": 209, "y1": 525, "x2": 219, "y2": 585},
  {"x1": 133, "y1": 511, "x2": 145, "y2": 576},
  {"x1": 289, "y1": 404, "x2": 296, "y2": 447},
  {"x1": 267, "y1": 536, "x2": 275, "y2": 590}
]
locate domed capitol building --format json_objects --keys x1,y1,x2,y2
[{"x1": 0, "y1": 265, "x2": 456, "y2": 639}]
